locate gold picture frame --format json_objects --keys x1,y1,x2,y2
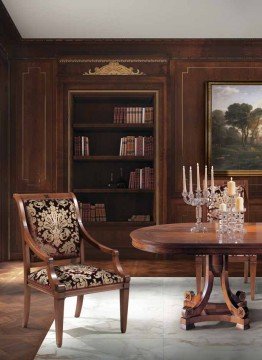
[{"x1": 206, "y1": 81, "x2": 262, "y2": 176}]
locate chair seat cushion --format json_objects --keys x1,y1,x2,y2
[{"x1": 28, "y1": 264, "x2": 123, "y2": 290}]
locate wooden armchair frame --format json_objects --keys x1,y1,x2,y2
[
  {"x1": 195, "y1": 180, "x2": 257, "y2": 300},
  {"x1": 13, "y1": 192, "x2": 130, "y2": 347}
]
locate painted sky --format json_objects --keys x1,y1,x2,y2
[{"x1": 212, "y1": 84, "x2": 262, "y2": 112}]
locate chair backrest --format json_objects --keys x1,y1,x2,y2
[
  {"x1": 203, "y1": 179, "x2": 249, "y2": 222},
  {"x1": 13, "y1": 193, "x2": 81, "y2": 261}
]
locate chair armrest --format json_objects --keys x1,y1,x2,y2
[
  {"x1": 79, "y1": 222, "x2": 117, "y2": 255},
  {"x1": 24, "y1": 228, "x2": 49, "y2": 262},
  {"x1": 24, "y1": 229, "x2": 66, "y2": 292},
  {"x1": 79, "y1": 222, "x2": 130, "y2": 281},
  {"x1": 46, "y1": 258, "x2": 66, "y2": 292}
]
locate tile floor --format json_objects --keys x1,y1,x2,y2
[{"x1": 35, "y1": 277, "x2": 262, "y2": 360}]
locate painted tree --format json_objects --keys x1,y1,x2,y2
[
  {"x1": 212, "y1": 110, "x2": 227, "y2": 146},
  {"x1": 225, "y1": 103, "x2": 253, "y2": 147},
  {"x1": 249, "y1": 107, "x2": 262, "y2": 144}
]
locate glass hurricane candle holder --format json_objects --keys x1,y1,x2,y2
[{"x1": 217, "y1": 207, "x2": 246, "y2": 234}]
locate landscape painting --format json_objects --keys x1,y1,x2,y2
[{"x1": 206, "y1": 82, "x2": 262, "y2": 174}]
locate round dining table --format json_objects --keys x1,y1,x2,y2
[{"x1": 130, "y1": 222, "x2": 262, "y2": 330}]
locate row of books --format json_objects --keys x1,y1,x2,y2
[
  {"x1": 113, "y1": 107, "x2": 154, "y2": 124},
  {"x1": 128, "y1": 215, "x2": 151, "y2": 222},
  {"x1": 74, "y1": 136, "x2": 90, "y2": 156},
  {"x1": 79, "y1": 202, "x2": 107, "y2": 222},
  {"x1": 128, "y1": 167, "x2": 154, "y2": 189},
  {"x1": 119, "y1": 136, "x2": 154, "y2": 157}
]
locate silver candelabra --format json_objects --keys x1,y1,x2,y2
[
  {"x1": 182, "y1": 189, "x2": 210, "y2": 232},
  {"x1": 182, "y1": 164, "x2": 215, "y2": 233}
]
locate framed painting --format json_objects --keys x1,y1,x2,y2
[{"x1": 206, "y1": 82, "x2": 262, "y2": 176}]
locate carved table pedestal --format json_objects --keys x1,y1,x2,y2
[{"x1": 131, "y1": 222, "x2": 262, "y2": 330}]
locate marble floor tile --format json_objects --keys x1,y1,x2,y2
[{"x1": 35, "y1": 277, "x2": 262, "y2": 360}]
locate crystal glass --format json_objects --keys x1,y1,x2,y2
[{"x1": 182, "y1": 189, "x2": 209, "y2": 232}]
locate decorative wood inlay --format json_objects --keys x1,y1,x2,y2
[
  {"x1": 83, "y1": 61, "x2": 145, "y2": 76},
  {"x1": 59, "y1": 58, "x2": 167, "y2": 63},
  {"x1": 180, "y1": 65, "x2": 262, "y2": 170},
  {"x1": 21, "y1": 67, "x2": 47, "y2": 185}
]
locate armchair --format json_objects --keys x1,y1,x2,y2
[{"x1": 13, "y1": 193, "x2": 130, "y2": 347}]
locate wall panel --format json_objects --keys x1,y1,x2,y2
[
  {"x1": 5, "y1": 42, "x2": 262, "y2": 259},
  {"x1": 0, "y1": 49, "x2": 8, "y2": 261},
  {"x1": 10, "y1": 60, "x2": 56, "y2": 259},
  {"x1": 171, "y1": 60, "x2": 262, "y2": 223}
]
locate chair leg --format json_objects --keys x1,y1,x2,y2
[
  {"x1": 250, "y1": 255, "x2": 257, "y2": 301},
  {"x1": 195, "y1": 256, "x2": 203, "y2": 293},
  {"x1": 244, "y1": 259, "x2": 249, "y2": 283},
  {"x1": 22, "y1": 284, "x2": 31, "y2": 328},
  {"x1": 54, "y1": 298, "x2": 65, "y2": 348},
  {"x1": 120, "y1": 288, "x2": 129, "y2": 333},
  {"x1": 75, "y1": 295, "x2": 84, "y2": 318}
]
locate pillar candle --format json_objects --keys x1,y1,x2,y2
[
  {"x1": 182, "y1": 166, "x2": 187, "y2": 193},
  {"x1": 204, "y1": 165, "x2": 207, "y2": 190},
  {"x1": 211, "y1": 166, "x2": 215, "y2": 193},
  {"x1": 196, "y1": 163, "x2": 201, "y2": 191},
  {"x1": 189, "y1": 166, "x2": 193, "y2": 194},
  {"x1": 235, "y1": 196, "x2": 244, "y2": 212},
  {"x1": 227, "y1": 177, "x2": 236, "y2": 196}
]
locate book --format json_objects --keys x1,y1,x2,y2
[
  {"x1": 113, "y1": 106, "x2": 154, "y2": 124},
  {"x1": 74, "y1": 136, "x2": 89, "y2": 156},
  {"x1": 128, "y1": 167, "x2": 154, "y2": 190},
  {"x1": 79, "y1": 202, "x2": 107, "y2": 222},
  {"x1": 119, "y1": 136, "x2": 153, "y2": 156},
  {"x1": 128, "y1": 214, "x2": 151, "y2": 222}
]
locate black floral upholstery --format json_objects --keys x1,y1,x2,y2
[
  {"x1": 28, "y1": 264, "x2": 123, "y2": 290},
  {"x1": 24, "y1": 199, "x2": 80, "y2": 259}
]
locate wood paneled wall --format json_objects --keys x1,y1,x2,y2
[
  {"x1": 0, "y1": 1, "x2": 20, "y2": 53},
  {"x1": 1, "y1": 7, "x2": 262, "y2": 260},
  {"x1": 171, "y1": 60, "x2": 262, "y2": 223},
  {"x1": 9, "y1": 60, "x2": 57, "y2": 259},
  {"x1": 0, "y1": 48, "x2": 9, "y2": 261}
]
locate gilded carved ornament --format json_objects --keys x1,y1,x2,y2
[{"x1": 83, "y1": 61, "x2": 145, "y2": 76}]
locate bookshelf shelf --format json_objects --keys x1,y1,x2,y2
[
  {"x1": 84, "y1": 221, "x2": 156, "y2": 227},
  {"x1": 69, "y1": 89, "x2": 161, "y2": 260},
  {"x1": 73, "y1": 123, "x2": 153, "y2": 131},
  {"x1": 73, "y1": 156, "x2": 154, "y2": 162},
  {"x1": 73, "y1": 188, "x2": 154, "y2": 193}
]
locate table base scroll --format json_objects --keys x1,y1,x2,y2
[{"x1": 180, "y1": 254, "x2": 250, "y2": 330}]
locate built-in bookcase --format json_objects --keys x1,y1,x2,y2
[{"x1": 68, "y1": 90, "x2": 161, "y2": 258}]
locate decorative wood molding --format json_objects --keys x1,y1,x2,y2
[
  {"x1": 59, "y1": 58, "x2": 167, "y2": 63},
  {"x1": 21, "y1": 66, "x2": 47, "y2": 184},
  {"x1": 180, "y1": 66, "x2": 262, "y2": 171},
  {"x1": 83, "y1": 61, "x2": 145, "y2": 76}
]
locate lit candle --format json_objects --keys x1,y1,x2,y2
[
  {"x1": 227, "y1": 177, "x2": 236, "y2": 196},
  {"x1": 196, "y1": 163, "x2": 201, "y2": 191},
  {"x1": 219, "y1": 203, "x2": 227, "y2": 212},
  {"x1": 182, "y1": 166, "x2": 187, "y2": 193},
  {"x1": 211, "y1": 166, "x2": 215, "y2": 193},
  {"x1": 189, "y1": 166, "x2": 193, "y2": 194},
  {"x1": 204, "y1": 165, "x2": 207, "y2": 191},
  {"x1": 235, "y1": 195, "x2": 244, "y2": 211}
]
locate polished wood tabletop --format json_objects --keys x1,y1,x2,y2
[{"x1": 130, "y1": 222, "x2": 262, "y2": 255}]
